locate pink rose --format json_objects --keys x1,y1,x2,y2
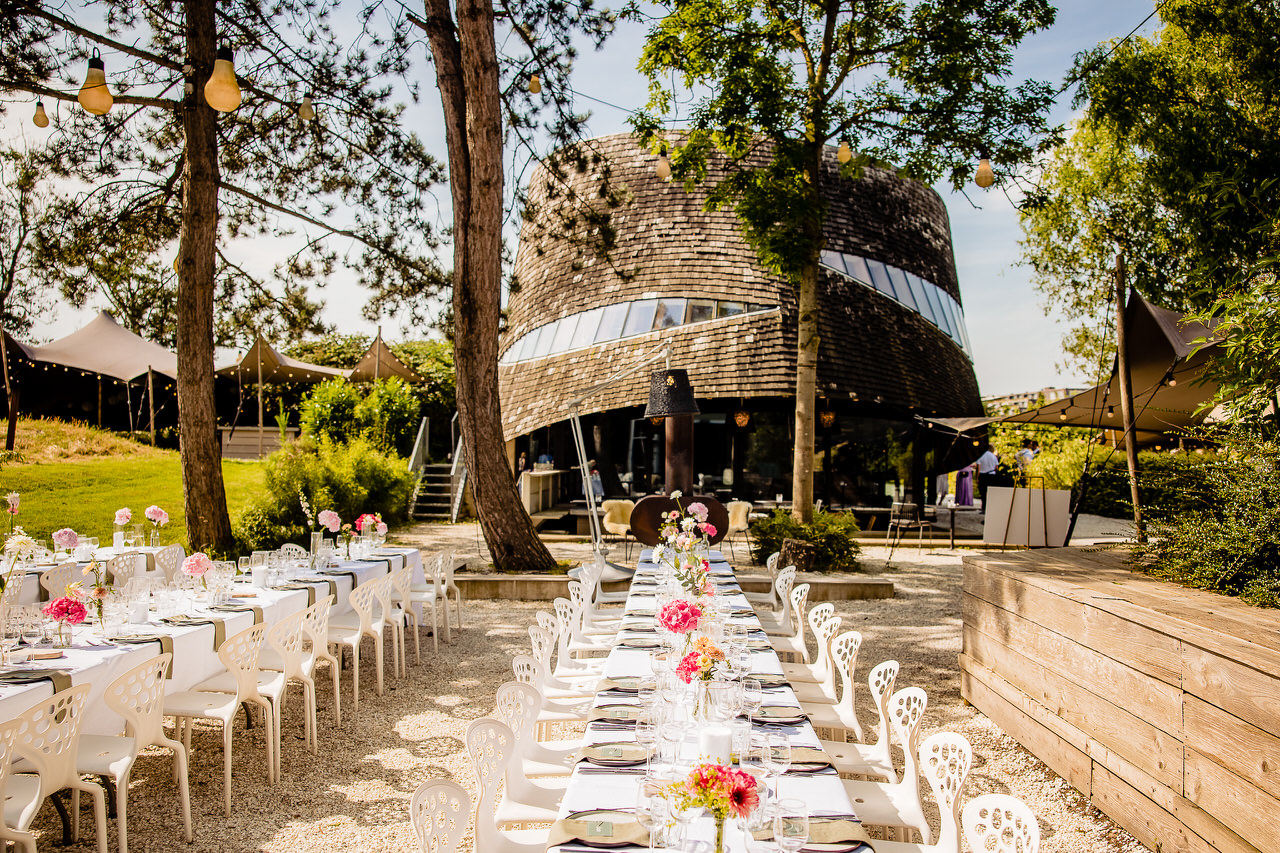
[
  {"x1": 52, "y1": 528, "x2": 79, "y2": 550},
  {"x1": 43, "y1": 596, "x2": 88, "y2": 625},
  {"x1": 355, "y1": 513, "x2": 380, "y2": 533},
  {"x1": 145, "y1": 505, "x2": 169, "y2": 526},
  {"x1": 181, "y1": 552, "x2": 213, "y2": 577},
  {"x1": 375, "y1": 521, "x2": 388, "y2": 536},
  {"x1": 700, "y1": 522, "x2": 717, "y2": 538},
  {"x1": 114, "y1": 507, "x2": 132, "y2": 525},
  {"x1": 317, "y1": 510, "x2": 341, "y2": 533}
]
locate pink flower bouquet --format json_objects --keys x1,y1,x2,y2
[
  {"x1": 355, "y1": 513, "x2": 381, "y2": 533},
  {"x1": 114, "y1": 507, "x2": 132, "y2": 526},
  {"x1": 44, "y1": 595, "x2": 88, "y2": 625},
  {"x1": 52, "y1": 528, "x2": 79, "y2": 551},
  {"x1": 317, "y1": 510, "x2": 341, "y2": 533},
  {"x1": 375, "y1": 520, "x2": 388, "y2": 536},
  {"x1": 181, "y1": 552, "x2": 213, "y2": 578},
  {"x1": 657, "y1": 599, "x2": 702, "y2": 635},
  {"x1": 144, "y1": 505, "x2": 169, "y2": 527}
]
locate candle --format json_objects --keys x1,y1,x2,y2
[{"x1": 699, "y1": 724, "x2": 733, "y2": 765}]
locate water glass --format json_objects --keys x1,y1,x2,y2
[
  {"x1": 773, "y1": 800, "x2": 808, "y2": 853},
  {"x1": 741, "y1": 678, "x2": 763, "y2": 720},
  {"x1": 635, "y1": 714, "x2": 658, "y2": 771}
]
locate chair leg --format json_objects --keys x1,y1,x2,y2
[
  {"x1": 411, "y1": 610, "x2": 422, "y2": 665},
  {"x1": 222, "y1": 722, "x2": 233, "y2": 817},
  {"x1": 373, "y1": 633, "x2": 386, "y2": 695},
  {"x1": 330, "y1": 655, "x2": 342, "y2": 726},
  {"x1": 114, "y1": 769, "x2": 129, "y2": 853},
  {"x1": 350, "y1": 642, "x2": 361, "y2": 715},
  {"x1": 166, "y1": 737, "x2": 194, "y2": 842},
  {"x1": 69, "y1": 780, "x2": 108, "y2": 853}
]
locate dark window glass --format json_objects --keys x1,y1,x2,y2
[
  {"x1": 819, "y1": 250, "x2": 846, "y2": 274},
  {"x1": 927, "y1": 285, "x2": 953, "y2": 337},
  {"x1": 866, "y1": 260, "x2": 896, "y2": 301},
  {"x1": 718, "y1": 301, "x2": 745, "y2": 318},
  {"x1": 688, "y1": 299, "x2": 716, "y2": 323},
  {"x1": 653, "y1": 298, "x2": 687, "y2": 329},
  {"x1": 902, "y1": 272, "x2": 933, "y2": 323},
  {"x1": 595, "y1": 302, "x2": 629, "y2": 343},
  {"x1": 551, "y1": 314, "x2": 579, "y2": 353},
  {"x1": 571, "y1": 307, "x2": 604, "y2": 350},
  {"x1": 623, "y1": 299, "x2": 658, "y2": 336}
]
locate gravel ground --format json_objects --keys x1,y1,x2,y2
[{"x1": 25, "y1": 530, "x2": 1145, "y2": 852}]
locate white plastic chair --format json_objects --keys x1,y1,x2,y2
[
  {"x1": 550, "y1": 598, "x2": 604, "y2": 679},
  {"x1": 780, "y1": 607, "x2": 838, "y2": 684},
  {"x1": 962, "y1": 794, "x2": 1039, "y2": 853},
  {"x1": 75, "y1": 653, "x2": 192, "y2": 853},
  {"x1": 387, "y1": 564, "x2": 425, "y2": 664},
  {"x1": 279, "y1": 543, "x2": 308, "y2": 561},
  {"x1": 511, "y1": 655, "x2": 592, "y2": 739},
  {"x1": 871, "y1": 732, "x2": 973, "y2": 853},
  {"x1": 440, "y1": 553, "x2": 463, "y2": 631},
  {"x1": 0, "y1": 716, "x2": 37, "y2": 852},
  {"x1": 768, "y1": 582, "x2": 812, "y2": 661},
  {"x1": 755, "y1": 565, "x2": 798, "y2": 635},
  {"x1": 821, "y1": 660, "x2": 899, "y2": 782},
  {"x1": 534, "y1": 611, "x2": 596, "y2": 687},
  {"x1": 410, "y1": 779, "x2": 470, "y2": 853},
  {"x1": 328, "y1": 577, "x2": 389, "y2": 713},
  {"x1": 528, "y1": 625, "x2": 594, "y2": 699},
  {"x1": 163, "y1": 623, "x2": 274, "y2": 815},
  {"x1": 494, "y1": 681, "x2": 579, "y2": 778},
  {"x1": 799, "y1": 630, "x2": 865, "y2": 742},
  {"x1": 490, "y1": 687, "x2": 566, "y2": 826},
  {"x1": 153, "y1": 544, "x2": 185, "y2": 583},
  {"x1": 39, "y1": 561, "x2": 79, "y2": 599},
  {"x1": 465, "y1": 718, "x2": 548, "y2": 852},
  {"x1": 261, "y1": 605, "x2": 319, "y2": 753},
  {"x1": 0, "y1": 571, "x2": 25, "y2": 609},
  {"x1": 9, "y1": 684, "x2": 108, "y2": 853},
  {"x1": 840, "y1": 687, "x2": 933, "y2": 842},
  {"x1": 105, "y1": 553, "x2": 144, "y2": 586},
  {"x1": 301, "y1": 594, "x2": 341, "y2": 726}
]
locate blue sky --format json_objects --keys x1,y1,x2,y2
[{"x1": 18, "y1": 0, "x2": 1160, "y2": 397}]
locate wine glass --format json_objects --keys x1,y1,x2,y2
[
  {"x1": 635, "y1": 713, "x2": 658, "y2": 773},
  {"x1": 741, "y1": 678, "x2": 763, "y2": 723},
  {"x1": 635, "y1": 781, "x2": 668, "y2": 852},
  {"x1": 773, "y1": 800, "x2": 808, "y2": 853},
  {"x1": 762, "y1": 734, "x2": 791, "y2": 795},
  {"x1": 0, "y1": 613, "x2": 21, "y2": 668}
]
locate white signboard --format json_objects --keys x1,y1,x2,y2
[{"x1": 982, "y1": 486, "x2": 1072, "y2": 547}]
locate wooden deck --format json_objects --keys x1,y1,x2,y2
[{"x1": 961, "y1": 547, "x2": 1280, "y2": 853}]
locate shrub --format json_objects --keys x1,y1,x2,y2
[
  {"x1": 355, "y1": 378, "x2": 420, "y2": 456},
  {"x1": 298, "y1": 379, "x2": 363, "y2": 444},
  {"x1": 232, "y1": 436, "x2": 412, "y2": 553},
  {"x1": 749, "y1": 509, "x2": 861, "y2": 572},
  {"x1": 1075, "y1": 446, "x2": 1221, "y2": 521},
  {"x1": 1134, "y1": 431, "x2": 1280, "y2": 608}
]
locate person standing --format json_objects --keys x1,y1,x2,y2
[
  {"x1": 976, "y1": 443, "x2": 999, "y2": 509},
  {"x1": 954, "y1": 467, "x2": 973, "y2": 507}
]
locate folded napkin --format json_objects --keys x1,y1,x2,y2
[
  {"x1": 547, "y1": 813, "x2": 651, "y2": 848},
  {"x1": 597, "y1": 677, "x2": 642, "y2": 693},
  {"x1": 294, "y1": 577, "x2": 341, "y2": 601},
  {"x1": 161, "y1": 614, "x2": 227, "y2": 651},
  {"x1": 619, "y1": 638, "x2": 663, "y2": 649},
  {"x1": 753, "y1": 817, "x2": 873, "y2": 847},
  {"x1": 788, "y1": 746, "x2": 835, "y2": 766},
  {"x1": 113, "y1": 634, "x2": 176, "y2": 677},
  {"x1": 748, "y1": 674, "x2": 789, "y2": 688},
  {"x1": 0, "y1": 668, "x2": 73, "y2": 692},
  {"x1": 209, "y1": 603, "x2": 264, "y2": 623},
  {"x1": 588, "y1": 705, "x2": 639, "y2": 723},
  {"x1": 276, "y1": 583, "x2": 319, "y2": 607},
  {"x1": 577, "y1": 741, "x2": 649, "y2": 766}
]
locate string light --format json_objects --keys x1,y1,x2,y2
[
  {"x1": 78, "y1": 48, "x2": 114, "y2": 115},
  {"x1": 1106, "y1": 406, "x2": 1115, "y2": 418},
  {"x1": 32, "y1": 101, "x2": 49, "y2": 127},
  {"x1": 837, "y1": 141, "x2": 852, "y2": 164},
  {"x1": 298, "y1": 94, "x2": 315, "y2": 121},
  {"x1": 974, "y1": 150, "x2": 994, "y2": 188},
  {"x1": 656, "y1": 154, "x2": 671, "y2": 180},
  {"x1": 204, "y1": 46, "x2": 242, "y2": 112},
  {"x1": 528, "y1": 74, "x2": 542, "y2": 95}
]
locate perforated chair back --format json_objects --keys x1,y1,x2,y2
[
  {"x1": 39, "y1": 562, "x2": 78, "y2": 599},
  {"x1": 410, "y1": 779, "x2": 470, "y2": 853},
  {"x1": 962, "y1": 793, "x2": 1040, "y2": 853},
  {"x1": 920, "y1": 732, "x2": 972, "y2": 853},
  {"x1": 104, "y1": 653, "x2": 174, "y2": 751}
]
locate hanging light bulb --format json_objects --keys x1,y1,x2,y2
[
  {"x1": 78, "y1": 48, "x2": 114, "y2": 115},
  {"x1": 32, "y1": 101, "x2": 49, "y2": 127},
  {"x1": 298, "y1": 94, "x2": 315, "y2": 121},
  {"x1": 656, "y1": 155, "x2": 671, "y2": 180},
  {"x1": 975, "y1": 149, "x2": 994, "y2": 188},
  {"x1": 1168, "y1": 376, "x2": 1177, "y2": 387},
  {"x1": 1059, "y1": 410, "x2": 1068, "y2": 421},
  {"x1": 1106, "y1": 406, "x2": 1115, "y2": 418},
  {"x1": 528, "y1": 74, "x2": 542, "y2": 94},
  {"x1": 837, "y1": 141, "x2": 852, "y2": 164},
  {"x1": 204, "y1": 46, "x2": 242, "y2": 112}
]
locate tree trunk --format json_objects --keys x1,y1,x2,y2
[
  {"x1": 422, "y1": 0, "x2": 556, "y2": 572},
  {"x1": 176, "y1": 0, "x2": 233, "y2": 552},
  {"x1": 790, "y1": 150, "x2": 825, "y2": 524}
]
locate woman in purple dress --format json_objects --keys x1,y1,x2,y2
[{"x1": 954, "y1": 467, "x2": 974, "y2": 506}]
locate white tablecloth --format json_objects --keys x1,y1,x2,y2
[{"x1": 549, "y1": 555, "x2": 864, "y2": 852}]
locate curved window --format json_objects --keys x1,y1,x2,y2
[
  {"x1": 501, "y1": 299, "x2": 779, "y2": 364},
  {"x1": 820, "y1": 250, "x2": 971, "y2": 356}
]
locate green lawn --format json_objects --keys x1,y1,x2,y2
[{"x1": 2, "y1": 454, "x2": 266, "y2": 550}]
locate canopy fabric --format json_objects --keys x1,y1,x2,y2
[
  {"x1": 215, "y1": 336, "x2": 349, "y2": 384},
  {"x1": 928, "y1": 293, "x2": 1220, "y2": 447},
  {"x1": 13, "y1": 311, "x2": 178, "y2": 381},
  {"x1": 347, "y1": 335, "x2": 424, "y2": 384}
]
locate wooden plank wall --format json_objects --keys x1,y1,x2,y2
[{"x1": 960, "y1": 548, "x2": 1280, "y2": 853}]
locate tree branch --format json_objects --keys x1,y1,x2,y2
[
  {"x1": 0, "y1": 77, "x2": 178, "y2": 109},
  {"x1": 10, "y1": 0, "x2": 183, "y2": 71}
]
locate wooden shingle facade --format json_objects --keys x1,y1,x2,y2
[{"x1": 498, "y1": 134, "x2": 982, "y2": 443}]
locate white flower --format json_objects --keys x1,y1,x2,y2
[
  {"x1": 4, "y1": 528, "x2": 37, "y2": 560},
  {"x1": 669, "y1": 490, "x2": 682, "y2": 500}
]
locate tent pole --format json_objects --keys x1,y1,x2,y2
[
  {"x1": 1114, "y1": 250, "x2": 1146, "y2": 543},
  {"x1": 125, "y1": 379, "x2": 135, "y2": 437},
  {"x1": 98, "y1": 376, "x2": 103, "y2": 428},
  {"x1": 148, "y1": 367, "x2": 157, "y2": 445},
  {"x1": 257, "y1": 338, "x2": 264, "y2": 457},
  {"x1": 0, "y1": 334, "x2": 16, "y2": 451},
  {"x1": 375, "y1": 326, "x2": 381, "y2": 382}
]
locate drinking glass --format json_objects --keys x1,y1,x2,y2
[
  {"x1": 638, "y1": 678, "x2": 658, "y2": 709},
  {"x1": 238, "y1": 556, "x2": 251, "y2": 575},
  {"x1": 1, "y1": 614, "x2": 21, "y2": 667},
  {"x1": 741, "y1": 678, "x2": 763, "y2": 721},
  {"x1": 635, "y1": 713, "x2": 658, "y2": 773},
  {"x1": 773, "y1": 800, "x2": 808, "y2": 853},
  {"x1": 19, "y1": 611, "x2": 42, "y2": 648},
  {"x1": 635, "y1": 782, "x2": 665, "y2": 853},
  {"x1": 763, "y1": 734, "x2": 791, "y2": 796}
]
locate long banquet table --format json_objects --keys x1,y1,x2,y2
[
  {"x1": 547, "y1": 549, "x2": 871, "y2": 852},
  {"x1": 0, "y1": 546, "x2": 424, "y2": 736}
]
